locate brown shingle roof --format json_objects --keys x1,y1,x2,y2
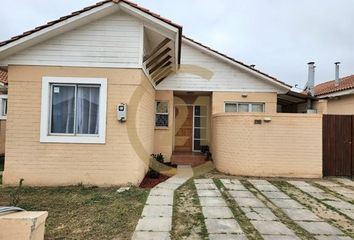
[
  {"x1": 314, "y1": 74, "x2": 354, "y2": 96},
  {"x1": 0, "y1": 0, "x2": 183, "y2": 47},
  {"x1": 0, "y1": 70, "x2": 7, "y2": 84},
  {"x1": 183, "y1": 36, "x2": 292, "y2": 88}
]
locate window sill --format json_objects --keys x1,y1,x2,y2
[
  {"x1": 155, "y1": 127, "x2": 169, "y2": 130},
  {"x1": 40, "y1": 135, "x2": 105, "y2": 144}
]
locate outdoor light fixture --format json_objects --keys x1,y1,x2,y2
[{"x1": 263, "y1": 117, "x2": 272, "y2": 123}]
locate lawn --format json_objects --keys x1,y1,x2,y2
[{"x1": 0, "y1": 185, "x2": 149, "y2": 240}]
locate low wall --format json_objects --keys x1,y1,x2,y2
[{"x1": 212, "y1": 113, "x2": 322, "y2": 178}]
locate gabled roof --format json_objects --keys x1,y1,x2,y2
[
  {"x1": 183, "y1": 36, "x2": 292, "y2": 89},
  {"x1": 314, "y1": 74, "x2": 354, "y2": 96},
  {"x1": 0, "y1": 70, "x2": 7, "y2": 84},
  {"x1": 0, "y1": 0, "x2": 182, "y2": 47}
]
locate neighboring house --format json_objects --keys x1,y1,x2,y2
[
  {"x1": 0, "y1": 0, "x2": 322, "y2": 186},
  {"x1": 314, "y1": 74, "x2": 354, "y2": 114},
  {"x1": 0, "y1": 69, "x2": 7, "y2": 156}
]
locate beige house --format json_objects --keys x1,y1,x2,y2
[
  {"x1": 313, "y1": 74, "x2": 354, "y2": 114},
  {"x1": 0, "y1": 0, "x2": 322, "y2": 186}
]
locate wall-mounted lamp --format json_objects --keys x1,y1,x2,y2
[
  {"x1": 241, "y1": 93, "x2": 248, "y2": 98},
  {"x1": 263, "y1": 117, "x2": 272, "y2": 123}
]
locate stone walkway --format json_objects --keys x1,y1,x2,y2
[
  {"x1": 132, "y1": 165, "x2": 193, "y2": 240},
  {"x1": 316, "y1": 180, "x2": 354, "y2": 201},
  {"x1": 250, "y1": 180, "x2": 348, "y2": 239},
  {"x1": 289, "y1": 180, "x2": 354, "y2": 220},
  {"x1": 334, "y1": 178, "x2": 354, "y2": 187},
  {"x1": 194, "y1": 179, "x2": 246, "y2": 240},
  {"x1": 221, "y1": 179, "x2": 299, "y2": 240}
]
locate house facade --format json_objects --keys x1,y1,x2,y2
[{"x1": 0, "y1": 0, "x2": 322, "y2": 186}]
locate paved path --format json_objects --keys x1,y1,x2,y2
[
  {"x1": 250, "y1": 180, "x2": 349, "y2": 239},
  {"x1": 316, "y1": 180, "x2": 354, "y2": 201},
  {"x1": 334, "y1": 178, "x2": 354, "y2": 187},
  {"x1": 194, "y1": 179, "x2": 247, "y2": 240},
  {"x1": 288, "y1": 180, "x2": 354, "y2": 221},
  {"x1": 221, "y1": 179, "x2": 299, "y2": 240},
  {"x1": 132, "y1": 165, "x2": 193, "y2": 240}
]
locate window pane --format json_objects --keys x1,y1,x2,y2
[
  {"x1": 76, "y1": 86, "x2": 100, "y2": 135},
  {"x1": 252, "y1": 104, "x2": 264, "y2": 112},
  {"x1": 156, "y1": 101, "x2": 168, "y2": 113},
  {"x1": 51, "y1": 85, "x2": 75, "y2": 134},
  {"x1": 194, "y1": 128, "x2": 200, "y2": 139},
  {"x1": 2, "y1": 99, "x2": 7, "y2": 116},
  {"x1": 225, "y1": 103, "x2": 237, "y2": 112},
  {"x1": 194, "y1": 140, "x2": 201, "y2": 151},
  {"x1": 156, "y1": 114, "x2": 168, "y2": 127},
  {"x1": 194, "y1": 106, "x2": 201, "y2": 116},
  {"x1": 238, "y1": 104, "x2": 249, "y2": 112}
]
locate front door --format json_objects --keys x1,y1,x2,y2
[{"x1": 174, "y1": 105, "x2": 193, "y2": 152}]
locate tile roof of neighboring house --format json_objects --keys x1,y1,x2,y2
[
  {"x1": 314, "y1": 74, "x2": 354, "y2": 96},
  {"x1": 0, "y1": 70, "x2": 7, "y2": 84},
  {"x1": 0, "y1": 0, "x2": 182, "y2": 47},
  {"x1": 183, "y1": 36, "x2": 292, "y2": 88}
]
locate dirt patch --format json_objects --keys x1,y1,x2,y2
[
  {"x1": 171, "y1": 180, "x2": 208, "y2": 240},
  {"x1": 273, "y1": 181, "x2": 354, "y2": 238}
]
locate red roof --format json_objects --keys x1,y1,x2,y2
[
  {"x1": 183, "y1": 36, "x2": 292, "y2": 88},
  {"x1": 0, "y1": 0, "x2": 182, "y2": 47},
  {"x1": 314, "y1": 74, "x2": 354, "y2": 96},
  {"x1": 0, "y1": 70, "x2": 7, "y2": 84}
]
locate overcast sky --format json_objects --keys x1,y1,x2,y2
[{"x1": 1, "y1": 0, "x2": 353, "y2": 89}]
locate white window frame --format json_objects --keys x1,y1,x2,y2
[
  {"x1": 155, "y1": 101, "x2": 169, "y2": 128},
  {"x1": 224, "y1": 102, "x2": 265, "y2": 113},
  {"x1": 40, "y1": 77, "x2": 107, "y2": 144},
  {"x1": 0, "y1": 94, "x2": 8, "y2": 120}
]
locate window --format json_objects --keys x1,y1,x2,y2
[
  {"x1": 193, "y1": 105, "x2": 208, "y2": 151},
  {"x1": 225, "y1": 102, "x2": 265, "y2": 113},
  {"x1": 41, "y1": 77, "x2": 107, "y2": 143},
  {"x1": 0, "y1": 95, "x2": 7, "y2": 120},
  {"x1": 155, "y1": 101, "x2": 168, "y2": 127}
]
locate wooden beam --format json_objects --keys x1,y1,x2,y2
[
  {"x1": 151, "y1": 61, "x2": 172, "y2": 79},
  {"x1": 148, "y1": 55, "x2": 171, "y2": 75},
  {"x1": 143, "y1": 38, "x2": 171, "y2": 62},
  {"x1": 145, "y1": 47, "x2": 171, "y2": 69},
  {"x1": 154, "y1": 67, "x2": 173, "y2": 85}
]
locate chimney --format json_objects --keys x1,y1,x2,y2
[
  {"x1": 307, "y1": 62, "x2": 316, "y2": 97},
  {"x1": 335, "y1": 62, "x2": 340, "y2": 86}
]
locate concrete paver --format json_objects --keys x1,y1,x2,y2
[
  {"x1": 145, "y1": 195, "x2": 173, "y2": 206},
  {"x1": 196, "y1": 189, "x2": 222, "y2": 197},
  {"x1": 233, "y1": 197, "x2": 266, "y2": 208},
  {"x1": 199, "y1": 197, "x2": 228, "y2": 207},
  {"x1": 132, "y1": 231, "x2": 170, "y2": 240},
  {"x1": 202, "y1": 206, "x2": 234, "y2": 219},
  {"x1": 270, "y1": 198, "x2": 305, "y2": 209},
  {"x1": 296, "y1": 221, "x2": 344, "y2": 236},
  {"x1": 282, "y1": 208, "x2": 322, "y2": 221},
  {"x1": 141, "y1": 205, "x2": 173, "y2": 217},
  {"x1": 229, "y1": 190, "x2": 255, "y2": 198},
  {"x1": 204, "y1": 219, "x2": 243, "y2": 234},
  {"x1": 209, "y1": 234, "x2": 247, "y2": 240},
  {"x1": 251, "y1": 220, "x2": 296, "y2": 235},
  {"x1": 241, "y1": 207, "x2": 278, "y2": 221}
]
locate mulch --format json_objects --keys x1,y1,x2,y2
[{"x1": 139, "y1": 173, "x2": 170, "y2": 189}]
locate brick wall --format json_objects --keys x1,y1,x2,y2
[
  {"x1": 212, "y1": 113, "x2": 322, "y2": 178},
  {"x1": 3, "y1": 66, "x2": 155, "y2": 186}
]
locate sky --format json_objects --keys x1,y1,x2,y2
[{"x1": 1, "y1": 0, "x2": 353, "y2": 89}]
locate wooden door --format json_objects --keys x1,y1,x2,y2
[
  {"x1": 323, "y1": 115, "x2": 352, "y2": 176},
  {"x1": 174, "y1": 105, "x2": 193, "y2": 152}
]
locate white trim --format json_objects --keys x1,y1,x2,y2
[
  {"x1": 182, "y1": 38, "x2": 291, "y2": 91},
  {"x1": 40, "y1": 77, "x2": 107, "y2": 144},
  {"x1": 0, "y1": 94, "x2": 8, "y2": 120},
  {"x1": 317, "y1": 89, "x2": 354, "y2": 99},
  {"x1": 224, "y1": 101, "x2": 265, "y2": 113}
]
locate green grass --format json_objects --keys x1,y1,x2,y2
[
  {"x1": 0, "y1": 185, "x2": 149, "y2": 240},
  {"x1": 171, "y1": 179, "x2": 208, "y2": 240}
]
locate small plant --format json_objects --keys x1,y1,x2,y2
[
  {"x1": 151, "y1": 153, "x2": 165, "y2": 163},
  {"x1": 10, "y1": 178, "x2": 24, "y2": 206}
]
